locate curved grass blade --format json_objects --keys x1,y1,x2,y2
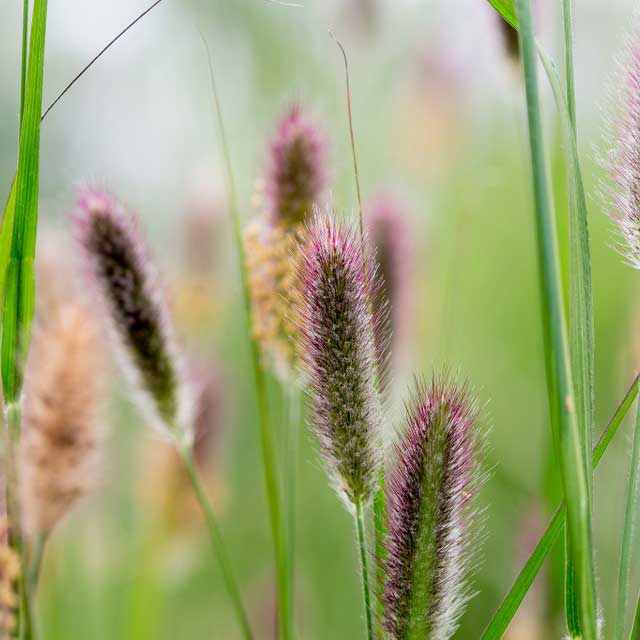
[
  {"x1": 2, "y1": 0, "x2": 48, "y2": 406},
  {"x1": 482, "y1": 375, "x2": 640, "y2": 639},
  {"x1": 487, "y1": 0, "x2": 517, "y2": 29},
  {"x1": 615, "y1": 397, "x2": 640, "y2": 638}
]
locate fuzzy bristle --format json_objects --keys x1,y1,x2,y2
[
  {"x1": 73, "y1": 188, "x2": 193, "y2": 443},
  {"x1": 264, "y1": 105, "x2": 328, "y2": 227},
  {"x1": 602, "y1": 27, "x2": 640, "y2": 268},
  {"x1": 20, "y1": 304, "x2": 104, "y2": 538},
  {"x1": 383, "y1": 375, "x2": 481, "y2": 640},
  {"x1": 295, "y1": 214, "x2": 382, "y2": 508}
]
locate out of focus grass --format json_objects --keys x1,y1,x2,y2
[{"x1": 1, "y1": 0, "x2": 638, "y2": 638}]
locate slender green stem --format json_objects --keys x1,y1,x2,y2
[
  {"x1": 481, "y1": 374, "x2": 640, "y2": 639},
  {"x1": 355, "y1": 501, "x2": 373, "y2": 640},
  {"x1": 180, "y1": 447, "x2": 253, "y2": 640},
  {"x1": 20, "y1": 0, "x2": 29, "y2": 125},
  {"x1": 284, "y1": 387, "x2": 300, "y2": 637},
  {"x1": 201, "y1": 37, "x2": 288, "y2": 640},
  {"x1": 373, "y1": 471, "x2": 386, "y2": 624},
  {"x1": 615, "y1": 395, "x2": 640, "y2": 638},
  {"x1": 515, "y1": 1, "x2": 596, "y2": 636}
]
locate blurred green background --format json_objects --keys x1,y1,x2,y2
[{"x1": 2, "y1": 0, "x2": 639, "y2": 637}]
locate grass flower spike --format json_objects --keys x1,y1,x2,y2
[
  {"x1": 20, "y1": 303, "x2": 104, "y2": 541},
  {"x1": 246, "y1": 105, "x2": 328, "y2": 381},
  {"x1": 74, "y1": 188, "x2": 193, "y2": 445},
  {"x1": 383, "y1": 375, "x2": 481, "y2": 640},
  {"x1": 264, "y1": 105, "x2": 328, "y2": 228},
  {"x1": 297, "y1": 214, "x2": 383, "y2": 508}
]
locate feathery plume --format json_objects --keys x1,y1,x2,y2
[
  {"x1": 295, "y1": 215, "x2": 382, "y2": 508},
  {"x1": 73, "y1": 189, "x2": 193, "y2": 444},
  {"x1": 246, "y1": 104, "x2": 329, "y2": 381},
  {"x1": 383, "y1": 375, "x2": 482, "y2": 640},
  {"x1": 263, "y1": 105, "x2": 328, "y2": 228},
  {"x1": 20, "y1": 304, "x2": 104, "y2": 538},
  {"x1": 603, "y1": 25, "x2": 640, "y2": 268}
]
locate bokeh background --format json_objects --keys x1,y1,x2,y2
[{"x1": 1, "y1": 0, "x2": 639, "y2": 637}]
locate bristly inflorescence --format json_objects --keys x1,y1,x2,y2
[
  {"x1": 383, "y1": 375, "x2": 482, "y2": 640},
  {"x1": 295, "y1": 214, "x2": 383, "y2": 508},
  {"x1": 20, "y1": 303, "x2": 104, "y2": 539},
  {"x1": 73, "y1": 188, "x2": 193, "y2": 444},
  {"x1": 264, "y1": 104, "x2": 328, "y2": 228},
  {"x1": 246, "y1": 104, "x2": 329, "y2": 381},
  {"x1": 603, "y1": 26, "x2": 640, "y2": 269}
]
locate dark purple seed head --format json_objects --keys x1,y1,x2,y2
[
  {"x1": 383, "y1": 375, "x2": 482, "y2": 640},
  {"x1": 296, "y1": 214, "x2": 382, "y2": 508},
  {"x1": 73, "y1": 189, "x2": 193, "y2": 444},
  {"x1": 264, "y1": 105, "x2": 328, "y2": 228}
]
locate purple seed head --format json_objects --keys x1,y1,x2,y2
[
  {"x1": 366, "y1": 193, "x2": 410, "y2": 366},
  {"x1": 383, "y1": 375, "x2": 482, "y2": 640},
  {"x1": 73, "y1": 188, "x2": 193, "y2": 444},
  {"x1": 604, "y1": 32, "x2": 640, "y2": 268},
  {"x1": 264, "y1": 105, "x2": 328, "y2": 228},
  {"x1": 296, "y1": 214, "x2": 382, "y2": 508}
]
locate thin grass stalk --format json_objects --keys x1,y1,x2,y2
[
  {"x1": 180, "y1": 447, "x2": 253, "y2": 640},
  {"x1": 201, "y1": 39, "x2": 288, "y2": 640},
  {"x1": 284, "y1": 386, "x2": 301, "y2": 635},
  {"x1": 355, "y1": 500, "x2": 373, "y2": 640},
  {"x1": 481, "y1": 373, "x2": 640, "y2": 639},
  {"x1": 515, "y1": 1, "x2": 597, "y2": 636},
  {"x1": 615, "y1": 395, "x2": 640, "y2": 639}
]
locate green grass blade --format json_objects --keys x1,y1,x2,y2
[
  {"x1": 482, "y1": 375, "x2": 640, "y2": 639},
  {"x1": 539, "y1": 46, "x2": 595, "y2": 637},
  {"x1": 615, "y1": 396, "x2": 640, "y2": 638},
  {"x1": 486, "y1": 0, "x2": 517, "y2": 28},
  {"x1": 632, "y1": 595, "x2": 640, "y2": 639},
  {"x1": 2, "y1": 0, "x2": 48, "y2": 404},
  {"x1": 515, "y1": 1, "x2": 597, "y2": 636},
  {"x1": 0, "y1": 182, "x2": 17, "y2": 310},
  {"x1": 20, "y1": 0, "x2": 29, "y2": 124}
]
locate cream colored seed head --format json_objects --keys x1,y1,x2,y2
[
  {"x1": 20, "y1": 303, "x2": 104, "y2": 538},
  {"x1": 244, "y1": 219, "x2": 304, "y2": 383}
]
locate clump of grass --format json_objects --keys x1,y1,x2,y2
[{"x1": 382, "y1": 375, "x2": 482, "y2": 640}]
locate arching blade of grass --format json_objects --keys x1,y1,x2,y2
[
  {"x1": 482, "y1": 374, "x2": 640, "y2": 640},
  {"x1": 487, "y1": 0, "x2": 516, "y2": 28},
  {"x1": 514, "y1": 0, "x2": 597, "y2": 636},
  {"x1": 615, "y1": 396, "x2": 640, "y2": 638}
]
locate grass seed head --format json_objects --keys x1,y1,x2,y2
[
  {"x1": 264, "y1": 105, "x2": 328, "y2": 228},
  {"x1": 73, "y1": 188, "x2": 194, "y2": 444},
  {"x1": 383, "y1": 374, "x2": 482, "y2": 640},
  {"x1": 295, "y1": 214, "x2": 382, "y2": 508},
  {"x1": 20, "y1": 303, "x2": 104, "y2": 538}
]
